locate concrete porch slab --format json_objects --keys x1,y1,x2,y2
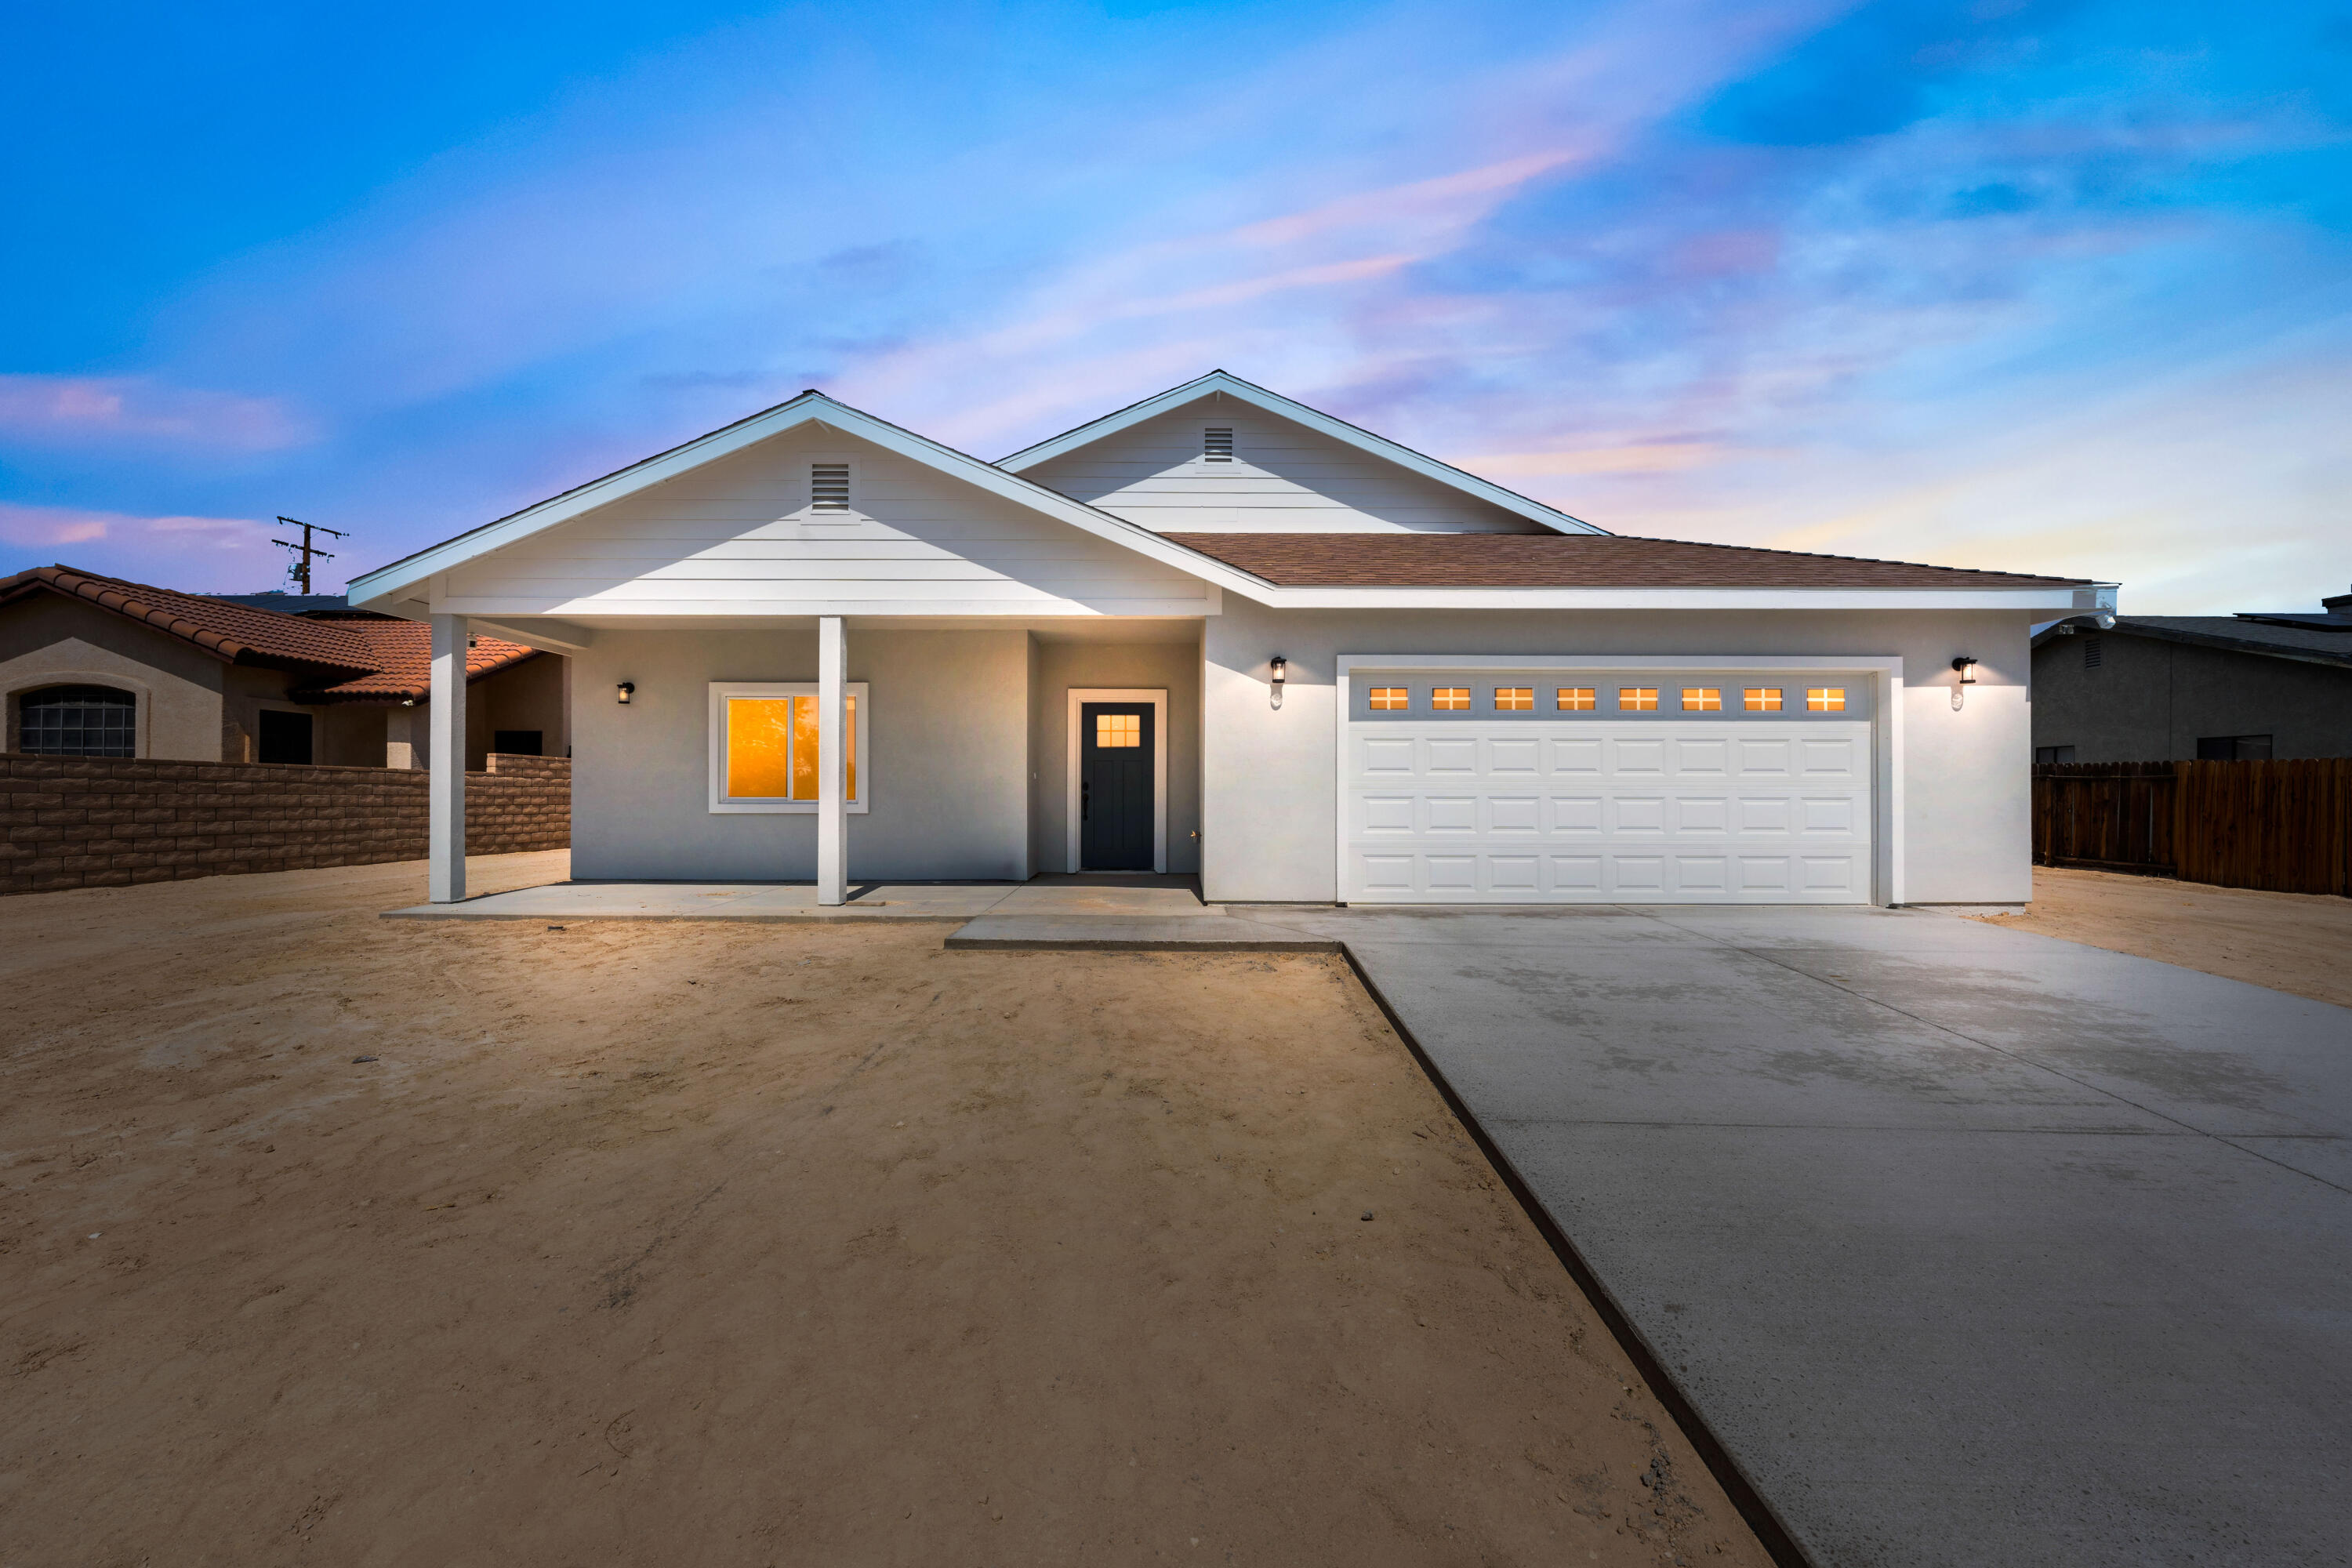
[{"x1": 383, "y1": 873, "x2": 1213, "y2": 923}]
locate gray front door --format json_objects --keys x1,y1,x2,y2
[{"x1": 1080, "y1": 702, "x2": 1154, "y2": 870}]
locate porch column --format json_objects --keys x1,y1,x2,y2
[
  {"x1": 817, "y1": 615, "x2": 847, "y2": 906},
  {"x1": 428, "y1": 613, "x2": 467, "y2": 903}
]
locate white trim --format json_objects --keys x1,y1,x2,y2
[
  {"x1": 1225, "y1": 586, "x2": 2086, "y2": 612},
  {"x1": 3, "y1": 667, "x2": 154, "y2": 758},
  {"x1": 996, "y1": 370, "x2": 1608, "y2": 535},
  {"x1": 348, "y1": 393, "x2": 1254, "y2": 611},
  {"x1": 1065, "y1": 688, "x2": 1168, "y2": 874},
  {"x1": 706, "y1": 680, "x2": 872, "y2": 815},
  {"x1": 1334, "y1": 653, "x2": 1904, "y2": 907}
]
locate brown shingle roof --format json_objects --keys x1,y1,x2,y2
[
  {"x1": 0, "y1": 564, "x2": 536, "y2": 701},
  {"x1": 1162, "y1": 533, "x2": 2089, "y2": 590}
]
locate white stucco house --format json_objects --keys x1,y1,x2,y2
[{"x1": 347, "y1": 372, "x2": 2114, "y2": 908}]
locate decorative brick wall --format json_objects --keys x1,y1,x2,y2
[{"x1": 1, "y1": 752, "x2": 568, "y2": 895}]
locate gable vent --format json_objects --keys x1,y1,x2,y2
[
  {"x1": 1203, "y1": 427, "x2": 1234, "y2": 462},
  {"x1": 2082, "y1": 636, "x2": 2103, "y2": 670},
  {"x1": 811, "y1": 463, "x2": 851, "y2": 511}
]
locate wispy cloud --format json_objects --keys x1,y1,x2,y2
[
  {"x1": 0, "y1": 503, "x2": 282, "y2": 589},
  {"x1": 0, "y1": 375, "x2": 312, "y2": 452}
]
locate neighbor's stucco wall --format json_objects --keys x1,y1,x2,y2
[
  {"x1": 2031, "y1": 632, "x2": 2352, "y2": 760},
  {"x1": 1028, "y1": 637, "x2": 1203, "y2": 874},
  {"x1": 572, "y1": 628, "x2": 1029, "y2": 880},
  {"x1": 0, "y1": 597, "x2": 227, "y2": 759},
  {"x1": 1201, "y1": 602, "x2": 2035, "y2": 906}
]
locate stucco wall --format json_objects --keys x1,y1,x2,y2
[
  {"x1": 2031, "y1": 632, "x2": 2352, "y2": 760},
  {"x1": 572, "y1": 628, "x2": 1030, "y2": 880},
  {"x1": 0, "y1": 597, "x2": 226, "y2": 759},
  {"x1": 1200, "y1": 602, "x2": 2035, "y2": 906},
  {"x1": 1027, "y1": 637, "x2": 1203, "y2": 873}
]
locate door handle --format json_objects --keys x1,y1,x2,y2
[{"x1": 1080, "y1": 781, "x2": 1090, "y2": 820}]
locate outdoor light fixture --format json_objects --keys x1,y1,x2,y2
[
  {"x1": 1270, "y1": 656, "x2": 1287, "y2": 687},
  {"x1": 1269, "y1": 655, "x2": 1287, "y2": 711},
  {"x1": 1952, "y1": 657, "x2": 1979, "y2": 684},
  {"x1": 616, "y1": 682, "x2": 635, "y2": 705}
]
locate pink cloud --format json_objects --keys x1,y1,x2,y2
[
  {"x1": 0, "y1": 503, "x2": 289, "y2": 592},
  {"x1": 0, "y1": 375, "x2": 314, "y2": 452}
]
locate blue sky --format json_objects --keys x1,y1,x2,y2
[{"x1": 2, "y1": 0, "x2": 2346, "y2": 610}]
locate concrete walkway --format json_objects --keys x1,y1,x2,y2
[{"x1": 1262, "y1": 904, "x2": 2352, "y2": 1568}]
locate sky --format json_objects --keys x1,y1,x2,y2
[{"x1": 2, "y1": 0, "x2": 2347, "y2": 612}]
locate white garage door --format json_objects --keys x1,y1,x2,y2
[{"x1": 1345, "y1": 670, "x2": 1875, "y2": 904}]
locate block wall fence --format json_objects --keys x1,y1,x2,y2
[{"x1": 1, "y1": 752, "x2": 568, "y2": 896}]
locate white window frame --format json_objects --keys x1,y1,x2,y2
[
  {"x1": 1065, "y1": 687, "x2": 1167, "y2": 873},
  {"x1": 799, "y1": 453, "x2": 862, "y2": 521},
  {"x1": 708, "y1": 681, "x2": 870, "y2": 814},
  {"x1": 1333, "y1": 654, "x2": 1904, "y2": 906}
]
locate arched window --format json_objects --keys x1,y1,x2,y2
[{"x1": 18, "y1": 684, "x2": 136, "y2": 757}]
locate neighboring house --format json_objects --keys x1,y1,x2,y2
[
  {"x1": 2031, "y1": 587, "x2": 2352, "y2": 763},
  {"x1": 1, "y1": 565, "x2": 568, "y2": 768},
  {"x1": 348, "y1": 370, "x2": 2114, "y2": 907}
]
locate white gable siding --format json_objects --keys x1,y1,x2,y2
[
  {"x1": 1021, "y1": 397, "x2": 1549, "y2": 535},
  {"x1": 436, "y1": 426, "x2": 1218, "y2": 618}
]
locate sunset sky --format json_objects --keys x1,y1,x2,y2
[{"x1": 3, "y1": 0, "x2": 2345, "y2": 610}]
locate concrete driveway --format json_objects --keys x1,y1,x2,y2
[{"x1": 1270, "y1": 903, "x2": 2352, "y2": 1568}]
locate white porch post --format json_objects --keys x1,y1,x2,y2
[
  {"x1": 428, "y1": 613, "x2": 468, "y2": 903},
  {"x1": 817, "y1": 615, "x2": 847, "y2": 906}
]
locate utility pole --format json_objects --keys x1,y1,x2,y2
[{"x1": 270, "y1": 517, "x2": 347, "y2": 594}]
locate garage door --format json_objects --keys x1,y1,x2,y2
[{"x1": 1345, "y1": 670, "x2": 1875, "y2": 904}]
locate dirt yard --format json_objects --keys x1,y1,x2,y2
[
  {"x1": 0, "y1": 852, "x2": 1766, "y2": 1568},
  {"x1": 1969, "y1": 866, "x2": 2352, "y2": 1009}
]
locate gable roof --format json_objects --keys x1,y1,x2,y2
[
  {"x1": 346, "y1": 390, "x2": 1262, "y2": 610},
  {"x1": 0, "y1": 564, "x2": 537, "y2": 698},
  {"x1": 994, "y1": 370, "x2": 1606, "y2": 536},
  {"x1": 2035, "y1": 615, "x2": 2352, "y2": 672},
  {"x1": 1168, "y1": 533, "x2": 2089, "y2": 590}
]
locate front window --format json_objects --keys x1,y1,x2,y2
[
  {"x1": 710, "y1": 683, "x2": 869, "y2": 813},
  {"x1": 18, "y1": 684, "x2": 135, "y2": 757}
]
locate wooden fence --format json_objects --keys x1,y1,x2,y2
[{"x1": 2034, "y1": 759, "x2": 2352, "y2": 896}]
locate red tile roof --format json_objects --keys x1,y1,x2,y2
[
  {"x1": 1163, "y1": 533, "x2": 2089, "y2": 590},
  {"x1": 289, "y1": 615, "x2": 538, "y2": 702},
  {"x1": 0, "y1": 564, "x2": 536, "y2": 702}
]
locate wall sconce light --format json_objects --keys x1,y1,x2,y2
[
  {"x1": 616, "y1": 681, "x2": 636, "y2": 705},
  {"x1": 1951, "y1": 657, "x2": 1978, "y2": 684},
  {"x1": 1269, "y1": 655, "x2": 1287, "y2": 710},
  {"x1": 401, "y1": 697, "x2": 416, "y2": 708}
]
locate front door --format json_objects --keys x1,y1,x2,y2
[{"x1": 1080, "y1": 702, "x2": 1154, "y2": 870}]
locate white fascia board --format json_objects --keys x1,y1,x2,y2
[
  {"x1": 433, "y1": 592, "x2": 1222, "y2": 619},
  {"x1": 348, "y1": 391, "x2": 1257, "y2": 612},
  {"x1": 1237, "y1": 585, "x2": 2088, "y2": 612},
  {"x1": 463, "y1": 615, "x2": 597, "y2": 652},
  {"x1": 994, "y1": 370, "x2": 1607, "y2": 536}
]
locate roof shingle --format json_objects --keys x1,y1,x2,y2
[{"x1": 1162, "y1": 533, "x2": 2089, "y2": 590}]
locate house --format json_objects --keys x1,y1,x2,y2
[
  {"x1": 346, "y1": 371, "x2": 2114, "y2": 907},
  {"x1": 0, "y1": 565, "x2": 569, "y2": 768},
  {"x1": 2031, "y1": 587, "x2": 2352, "y2": 763}
]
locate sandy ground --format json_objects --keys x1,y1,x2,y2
[
  {"x1": 1969, "y1": 866, "x2": 2352, "y2": 1010},
  {"x1": 1, "y1": 852, "x2": 1767, "y2": 1568}
]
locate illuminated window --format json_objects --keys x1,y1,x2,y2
[
  {"x1": 1619, "y1": 687, "x2": 1658, "y2": 711},
  {"x1": 1556, "y1": 687, "x2": 1596, "y2": 711},
  {"x1": 1494, "y1": 687, "x2": 1534, "y2": 711},
  {"x1": 1368, "y1": 687, "x2": 1409, "y2": 711},
  {"x1": 711, "y1": 684, "x2": 865, "y2": 812},
  {"x1": 1432, "y1": 688, "x2": 1472, "y2": 711},
  {"x1": 1744, "y1": 688, "x2": 1782, "y2": 712},
  {"x1": 1806, "y1": 687, "x2": 1847, "y2": 713},
  {"x1": 1095, "y1": 712, "x2": 1141, "y2": 748},
  {"x1": 1681, "y1": 688, "x2": 1722, "y2": 712}
]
